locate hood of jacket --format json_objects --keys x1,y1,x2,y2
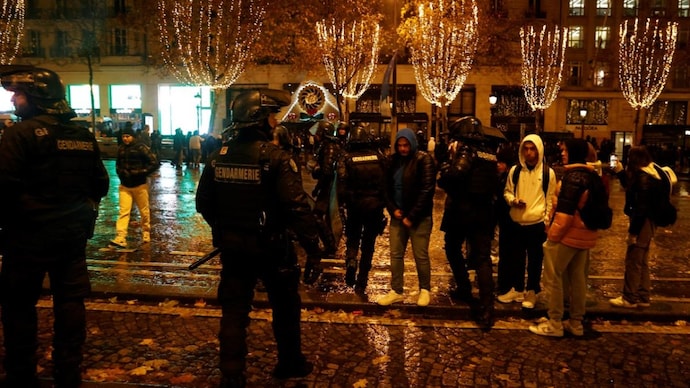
[
  {"x1": 395, "y1": 128, "x2": 418, "y2": 155},
  {"x1": 641, "y1": 162, "x2": 662, "y2": 180},
  {"x1": 518, "y1": 133, "x2": 544, "y2": 170}
]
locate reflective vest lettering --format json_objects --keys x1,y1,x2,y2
[{"x1": 215, "y1": 164, "x2": 261, "y2": 184}]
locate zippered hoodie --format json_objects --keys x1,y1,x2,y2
[{"x1": 503, "y1": 134, "x2": 556, "y2": 225}]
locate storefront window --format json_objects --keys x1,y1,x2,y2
[
  {"x1": 158, "y1": 85, "x2": 211, "y2": 136},
  {"x1": 0, "y1": 89, "x2": 14, "y2": 113},
  {"x1": 68, "y1": 84, "x2": 100, "y2": 116}
]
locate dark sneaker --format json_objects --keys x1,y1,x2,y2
[{"x1": 273, "y1": 361, "x2": 314, "y2": 379}]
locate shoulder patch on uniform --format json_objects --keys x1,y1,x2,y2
[
  {"x1": 289, "y1": 159, "x2": 298, "y2": 173},
  {"x1": 220, "y1": 146, "x2": 229, "y2": 155},
  {"x1": 34, "y1": 128, "x2": 49, "y2": 137}
]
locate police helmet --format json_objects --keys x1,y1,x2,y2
[
  {"x1": 312, "y1": 120, "x2": 335, "y2": 139},
  {"x1": 272, "y1": 124, "x2": 292, "y2": 149},
  {"x1": 448, "y1": 116, "x2": 484, "y2": 142},
  {"x1": 0, "y1": 66, "x2": 74, "y2": 115},
  {"x1": 348, "y1": 125, "x2": 371, "y2": 144},
  {"x1": 230, "y1": 88, "x2": 291, "y2": 130}
]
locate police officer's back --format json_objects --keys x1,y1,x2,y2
[
  {"x1": 337, "y1": 126, "x2": 387, "y2": 290},
  {"x1": 195, "y1": 89, "x2": 323, "y2": 387},
  {"x1": 0, "y1": 66, "x2": 109, "y2": 387},
  {"x1": 437, "y1": 117, "x2": 500, "y2": 328}
]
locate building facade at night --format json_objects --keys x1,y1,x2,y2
[{"x1": 4, "y1": 0, "x2": 690, "y2": 170}]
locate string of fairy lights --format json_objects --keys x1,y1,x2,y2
[
  {"x1": 406, "y1": 0, "x2": 478, "y2": 108},
  {"x1": 315, "y1": 19, "x2": 381, "y2": 100},
  {"x1": 157, "y1": 0, "x2": 265, "y2": 89},
  {"x1": 0, "y1": 0, "x2": 24, "y2": 65},
  {"x1": 618, "y1": 18, "x2": 677, "y2": 110},
  {"x1": 520, "y1": 24, "x2": 568, "y2": 111}
]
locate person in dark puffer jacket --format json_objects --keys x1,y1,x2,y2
[{"x1": 110, "y1": 126, "x2": 158, "y2": 247}]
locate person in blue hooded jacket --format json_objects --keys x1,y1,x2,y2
[{"x1": 377, "y1": 128, "x2": 436, "y2": 307}]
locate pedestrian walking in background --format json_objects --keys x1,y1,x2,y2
[
  {"x1": 378, "y1": 128, "x2": 435, "y2": 307},
  {"x1": 337, "y1": 125, "x2": 387, "y2": 293},
  {"x1": 530, "y1": 139, "x2": 601, "y2": 337},
  {"x1": 188, "y1": 130, "x2": 203, "y2": 169},
  {"x1": 150, "y1": 128, "x2": 162, "y2": 162},
  {"x1": 609, "y1": 146, "x2": 674, "y2": 308},
  {"x1": 172, "y1": 128, "x2": 185, "y2": 169},
  {"x1": 0, "y1": 66, "x2": 109, "y2": 387},
  {"x1": 138, "y1": 124, "x2": 152, "y2": 148},
  {"x1": 110, "y1": 126, "x2": 158, "y2": 248},
  {"x1": 196, "y1": 89, "x2": 324, "y2": 387},
  {"x1": 500, "y1": 134, "x2": 557, "y2": 309}
]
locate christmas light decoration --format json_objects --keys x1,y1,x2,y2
[
  {"x1": 619, "y1": 18, "x2": 677, "y2": 110},
  {"x1": 520, "y1": 24, "x2": 568, "y2": 111},
  {"x1": 405, "y1": 0, "x2": 479, "y2": 108},
  {"x1": 0, "y1": 0, "x2": 25, "y2": 65},
  {"x1": 158, "y1": 0, "x2": 264, "y2": 88},
  {"x1": 619, "y1": 18, "x2": 677, "y2": 143},
  {"x1": 315, "y1": 19, "x2": 381, "y2": 101}
]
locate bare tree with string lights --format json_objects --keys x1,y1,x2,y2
[
  {"x1": 520, "y1": 23, "x2": 568, "y2": 134},
  {"x1": 0, "y1": 0, "x2": 24, "y2": 65},
  {"x1": 315, "y1": 17, "x2": 381, "y2": 121},
  {"x1": 399, "y1": 0, "x2": 479, "y2": 137},
  {"x1": 619, "y1": 18, "x2": 677, "y2": 145},
  {"x1": 158, "y1": 0, "x2": 265, "y2": 133}
]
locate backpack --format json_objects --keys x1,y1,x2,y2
[
  {"x1": 511, "y1": 162, "x2": 551, "y2": 196},
  {"x1": 650, "y1": 164, "x2": 677, "y2": 227},
  {"x1": 578, "y1": 170, "x2": 613, "y2": 230}
]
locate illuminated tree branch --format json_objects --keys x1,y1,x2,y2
[
  {"x1": 316, "y1": 18, "x2": 381, "y2": 120},
  {"x1": 0, "y1": 0, "x2": 25, "y2": 65},
  {"x1": 619, "y1": 18, "x2": 677, "y2": 144},
  {"x1": 520, "y1": 23, "x2": 568, "y2": 132}
]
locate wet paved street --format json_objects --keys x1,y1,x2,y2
[{"x1": 1, "y1": 159, "x2": 690, "y2": 387}]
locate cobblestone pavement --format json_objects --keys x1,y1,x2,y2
[
  {"x1": 1, "y1": 298, "x2": 688, "y2": 387},
  {"x1": 81, "y1": 160, "x2": 690, "y2": 320}
]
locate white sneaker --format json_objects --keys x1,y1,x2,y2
[
  {"x1": 497, "y1": 287, "x2": 524, "y2": 303},
  {"x1": 609, "y1": 296, "x2": 637, "y2": 308},
  {"x1": 377, "y1": 290, "x2": 404, "y2": 306},
  {"x1": 522, "y1": 290, "x2": 537, "y2": 309},
  {"x1": 417, "y1": 289, "x2": 430, "y2": 307}
]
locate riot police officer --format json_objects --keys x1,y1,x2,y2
[
  {"x1": 437, "y1": 117, "x2": 501, "y2": 328},
  {"x1": 337, "y1": 126, "x2": 387, "y2": 292},
  {"x1": 195, "y1": 89, "x2": 323, "y2": 387},
  {"x1": 310, "y1": 120, "x2": 340, "y2": 255},
  {"x1": 0, "y1": 66, "x2": 110, "y2": 387}
]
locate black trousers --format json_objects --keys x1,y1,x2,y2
[
  {"x1": 0, "y1": 240, "x2": 90, "y2": 387},
  {"x1": 443, "y1": 220, "x2": 494, "y2": 307},
  {"x1": 344, "y1": 207, "x2": 383, "y2": 279},
  {"x1": 217, "y1": 238, "x2": 304, "y2": 378}
]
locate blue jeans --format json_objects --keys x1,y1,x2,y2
[{"x1": 388, "y1": 216, "x2": 432, "y2": 293}]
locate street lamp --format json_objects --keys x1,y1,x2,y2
[
  {"x1": 579, "y1": 107, "x2": 587, "y2": 138},
  {"x1": 489, "y1": 94, "x2": 497, "y2": 126}
]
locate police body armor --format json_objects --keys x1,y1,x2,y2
[
  {"x1": 210, "y1": 140, "x2": 277, "y2": 237},
  {"x1": 341, "y1": 149, "x2": 386, "y2": 212},
  {"x1": 9, "y1": 117, "x2": 103, "y2": 244}
]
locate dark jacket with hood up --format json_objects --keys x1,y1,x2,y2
[{"x1": 384, "y1": 128, "x2": 436, "y2": 226}]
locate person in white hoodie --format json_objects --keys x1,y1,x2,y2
[{"x1": 500, "y1": 134, "x2": 557, "y2": 309}]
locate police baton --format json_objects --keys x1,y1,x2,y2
[{"x1": 188, "y1": 247, "x2": 222, "y2": 270}]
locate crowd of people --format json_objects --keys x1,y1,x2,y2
[{"x1": 0, "y1": 67, "x2": 679, "y2": 387}]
